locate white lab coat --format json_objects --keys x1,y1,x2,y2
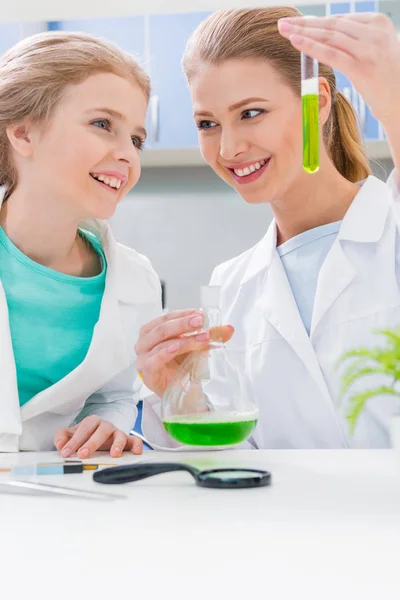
[
  {"x1": 0, "y1": 188, "x2": 161, "y2": 452},
  {"x1": 143, "y1": 172, "x2": 400, "y2": 449}
]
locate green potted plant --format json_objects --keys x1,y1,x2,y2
[{"x1": 337, "y1": 329, "x2": 400, "y2": 452}]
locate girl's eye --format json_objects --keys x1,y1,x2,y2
[
  {"x1": 92, "y1": 118, "x2": 112, "y2": 131},
  {"x1": 132, "y1": 136, "x2": 145, "y2": 151},
  {"x1": 242, "y1": 109, "x2": 265, "y2": 119},
  {"x1": 198, "y1": 120, "x2": 218, "y2": 130}
]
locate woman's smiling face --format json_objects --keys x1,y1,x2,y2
[{"x1": 190, "y1": 58, "x2": 306, "y2": 205}]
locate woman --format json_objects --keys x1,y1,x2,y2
[
  {"x1": 0, "y1": 31, "x2": 164, "y2": 456},
  {"x1": 136, "y1": 8, "x2": 400, "y2": 449}
]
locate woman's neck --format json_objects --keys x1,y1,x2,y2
[
  {"x1": 0, "y1": 186, "x2": 101, "y2": 277},
  {"x1": 272, "y1": 163, "x2": 361, "y2": 246}
]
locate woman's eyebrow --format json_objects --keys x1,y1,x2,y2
[{"x1": 194, "y1": 97, "x2": 269, "y2": 118}]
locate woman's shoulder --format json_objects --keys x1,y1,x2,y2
[
  {"x1": 386, "y1": 169, "x2": 400, "y2": 203},
  {"x1": 210, "y1": 239, "x2": 265, "y2": 288}
]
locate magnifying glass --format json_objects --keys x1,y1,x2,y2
[{"x1": 93, "y1": 462, "x2": 272, "y2": 489}]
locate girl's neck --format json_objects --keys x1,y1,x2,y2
[
  {"x1": 0, "y1": 186, "x2": 101, "y2": 277},
  {"x1": 272, "y1": 162, "x2": 361, "y2": 246}
]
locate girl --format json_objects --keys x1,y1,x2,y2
[
  {"x1": 0, "y1": 31, "x2": 162, "y2": 456},
  {"x1": 136, "y1": 8, "x2": 400, "y2": 449}
]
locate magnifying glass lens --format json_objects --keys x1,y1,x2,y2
[
  {"x1": 207, "y1": 470, "x2": 262, "y2": 479},
  {"x1": 198, "y1": 468, "x2": 271, "y2": 489}
]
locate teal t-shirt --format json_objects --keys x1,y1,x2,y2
[{"x1": 0, "y1": 226, "x2": 106, "y2": 406}]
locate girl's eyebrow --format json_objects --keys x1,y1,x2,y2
[{"x1": 85, "y1": 107, "x2": 125, "y2": 120}]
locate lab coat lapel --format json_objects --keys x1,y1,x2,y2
[
  {"x1": 310, "y1": 239, "x2": 355, "y2": 335},
  {"x1": 247, "y1": 222, "x2": 332, "y2": 398},
  {"x1": 310, "y1": 176, "x2": 391, "y2": 335},
  {"x1": 20, "y1": 222, "x2": 133, "y2": 422},
  {"x1": 0, "y1": 282, "x2": 22, "y2": 437},
  {"x1": 0, "y1": 188, "x2": 22, "y2": 438}
]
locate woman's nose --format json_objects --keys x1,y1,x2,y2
[{"x1": 220, "y1": 130, "x2": 249, "y2": 161}]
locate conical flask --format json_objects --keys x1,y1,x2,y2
[{"x1": 162, "y1": 285, "x2": 258, "y2": 446}]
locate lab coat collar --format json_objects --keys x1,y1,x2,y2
[
  {"x1": 80, "y1": 217, "x2": 147, "y2": 305},
  {"x1": 240, "y1": 220, "x2": 277, "y2": 285},
  {"x1": 337, "y1": 176, "x2": 391, "y2": 243},
  {"x1": 239, "y1": 175, "x2": 391, "y2": 286},
  {"x1": 0, "y1": 187, "x2": 142, "y2": 306}
]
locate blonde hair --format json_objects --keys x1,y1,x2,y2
[
  {"x1": 183, "y1": 7, "x2": 371, "y2": 183},
  {"x1": 0, "y1": 31, "x2": 150, "y2": 197}
]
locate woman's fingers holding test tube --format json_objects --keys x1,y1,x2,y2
[{"x1": 278, "y1": 12, "x2": 400, "y2": 122}]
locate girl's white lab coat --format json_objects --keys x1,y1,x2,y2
[
  {"x1": 143, "y1": 172, "x2": 400, "y2": 449},
  {"x1": 0, "y1": 188, "x2": 161, "y2": 452}
]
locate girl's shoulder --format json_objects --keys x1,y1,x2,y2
[{"x1": 80, "y1": 218, "x2": 161, "y2": 306}]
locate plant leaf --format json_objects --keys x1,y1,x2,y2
[
  {"x1": 346, "y1": 386, "x2": 400, "y2": 435},
  {"x1": 375, "y1": 328, "x2": 400, "y2": 348},
  {"x1": 340, "y1": 365, "x2": 390, "y2": 396},
  {"x1": 336, "y1": 347, "x2": 381, "y2": 368}
]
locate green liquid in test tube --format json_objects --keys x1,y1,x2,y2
[{"x1": 301, "y1": 53, "x2": 319, "y2": 174}]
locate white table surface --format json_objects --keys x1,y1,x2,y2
[{"x1": 1, "y1": 449, "x2": 400, "y2": 600}]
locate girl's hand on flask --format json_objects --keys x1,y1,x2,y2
[
  {"x1": 135, "y1": 310, "x2": 234, "y2": 398},
  {"x1": 278, "y1": 12, "x2": 400, "y2": 123}
]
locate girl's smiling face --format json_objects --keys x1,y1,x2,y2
[{"x1": 11, "y1": 71, "x2": 148, "y2": 220}]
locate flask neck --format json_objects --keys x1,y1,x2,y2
[
  {"x1": 203, "y1": 306, "x2": 221, "y2": 329},
  {"x1": 203, "y1": 306, "x2": 224, "y2": 346}
]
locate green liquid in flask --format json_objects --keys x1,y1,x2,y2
[
  {"x1": 163, "y1": 411, "x2": 258, "y2": 446},
  {"x1": 302, "y1": 93, "x2": 319, "y2": 174}
]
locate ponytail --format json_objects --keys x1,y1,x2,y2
[{"x1": 328, "y1": 91, "x2": 371, "y2": 183}]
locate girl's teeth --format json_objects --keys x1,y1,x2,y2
[
  {"x1": 249, "y1": 165, "x2": 256, "y2": 173},
  {"x1": 92, "y1": 174, "x2": 122, "y2": 189}
]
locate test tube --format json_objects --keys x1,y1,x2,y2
[{"x1": 301, "y1": 53, "x2": 319, "y2": 174}]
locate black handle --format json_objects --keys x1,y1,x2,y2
[{"x1": 93, "y1": 462, "x2": 199, "y2": 485}]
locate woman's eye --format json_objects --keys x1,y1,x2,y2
[
  {"x1": 132, "y1": 136, "x2": 145, "y2": 150},
  {"x1": 242, "y1": 109, "x2": 264, "y2": 119},
  {"x1": 92, "y1": 118, "x2": 111, "y2": 131},
  {"x1": 198, "y1": 120, "x2": 218, "y2": 130}
]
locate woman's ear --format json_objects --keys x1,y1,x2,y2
[
  {"x1": 318, "y1": 77, "x2": 332, "y2": 126},
  {"x1": 6, "y1": 121, "x2": 34, "y2": 157}
]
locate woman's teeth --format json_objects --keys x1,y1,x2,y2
[
  {"x1": 91, "y1": 174, "x2": 122, "y2": 189},
  {"x1": 233, "y1": 159, "x2": 267, "y2": 177}
]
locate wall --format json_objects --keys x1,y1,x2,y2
[
  {"x1": 109, "y1": 158, "x2": 394, "y2": 309},
  {"x1": 0, "y1": 1, "x2": 336, "y2": 23}
]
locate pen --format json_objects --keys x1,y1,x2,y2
[{"x1": 0, "y1": 461, "x2": 116, "y2": 477}]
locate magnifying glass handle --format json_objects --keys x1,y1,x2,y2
[{"x1": 93, "y1": 462, "x2": 199, "y2": 484}]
